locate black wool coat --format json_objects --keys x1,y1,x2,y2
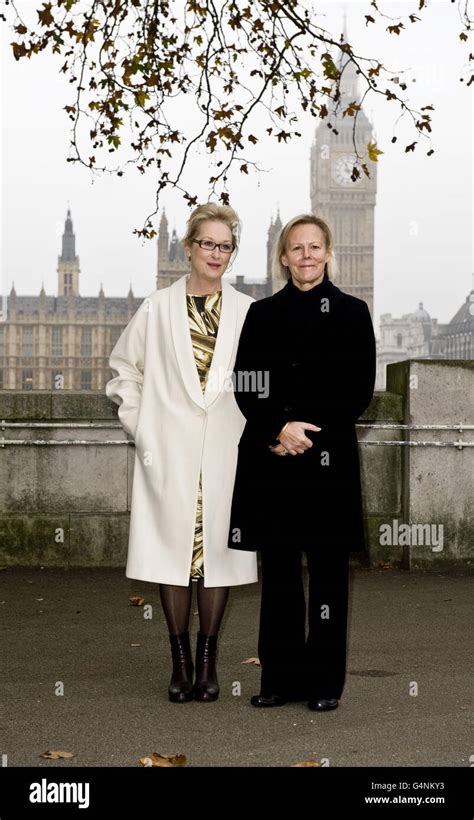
[{"x1": 227, "y1": 270, "x2": 376, "y2": 553}]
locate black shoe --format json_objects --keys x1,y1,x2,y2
[
  {"x1": 168, "y1": 631, "x2": 194, "y2": 703},
  {"x1": 307, "y1": 698, "x2": 339, "y2": 711},
  {"x1": 250, "y1": 693, "x2": 286, "y2": 707},
  {"x1": 194, "y1": 632, "x2": 219, "y2": 702}
]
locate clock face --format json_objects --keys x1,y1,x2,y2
[{"x1": 331, "y1": 155, "x2": 363, "y2": 187}]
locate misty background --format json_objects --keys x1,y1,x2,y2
[{"x1": 1, "y1": 0, "x2": 472, "y2": 333}]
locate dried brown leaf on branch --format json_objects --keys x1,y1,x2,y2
[{"x1": 2, "y1": 0, "x2": 470, "y2": 235}]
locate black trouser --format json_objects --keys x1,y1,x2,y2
[{"x1": 258, "y1": 547, "x2": 350, "y2": 700}]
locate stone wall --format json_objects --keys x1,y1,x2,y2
[{"x1": 0, "y1": 359, "x2": 472, "y2": 570}]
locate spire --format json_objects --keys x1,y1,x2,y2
[
  {"x1": 98, "y1": 282, "x2": 105, "y2": 309},
  {"x1": 169, "y1": 228, "x2": 179, "y2": 261},
  {"x1": 57, "y1": 205, "x2": 80, "y2": 296},
  {"x1": 337, "y1": 10, "x2": 360, "y2": 102},
  {"x1": 9, "y1": 282, "x2": 16, "y2": 312},
  {"x1": 267, "y1": 210, "x2": 282, "y2": 238},
  {"x1": 39, "y1": 282, "x2": 46, "y2": 309},
  {"x1": 158, "y1": 209, "x2": 169, "y2": 257},
  {"x1": 342, "y1": 5, "x2": 348, "y2": 43},
  {"x1": 61, "y1": 207, "x2": 77, "y2": 262}
]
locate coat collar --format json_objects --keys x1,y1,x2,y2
[
  {"x1": 277, "y1": 269, "x2": 341, "y2": 306},
  {"x1": 169, "y1": 274, "x2": 239, "y2": 410}
]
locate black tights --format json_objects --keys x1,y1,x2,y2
[{"x1": 159, "y1": 579, "x2": 229, "y2": 636}]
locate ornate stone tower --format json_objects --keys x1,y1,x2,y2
[
  {"x1": 57, "y1": 207, "x2": 80, "y2": 296},
  {"x1": 310, "y1": 19, "x2": 376, "y2": 315},
  {"x1": 156, "y1": 211, "x2": 189, "y2": 289},
  {"x1": 267, "y1": 210, "x2": 282, "y2": 294}
]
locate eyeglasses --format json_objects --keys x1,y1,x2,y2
[{"x1": 192, "y1": 239, "x2": 234, "y2": 254}]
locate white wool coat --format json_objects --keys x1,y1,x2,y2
[{"x1": 105, "y1": 274, "x2": 258, "y2": 587}]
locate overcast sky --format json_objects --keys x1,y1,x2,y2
[{"x1": 1, "y1": 0, "x2": 472, "y2": 335}]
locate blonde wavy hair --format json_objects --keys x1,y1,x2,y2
[{"x1": 272, "y1": 214, "x2": 337, "y2": 283}]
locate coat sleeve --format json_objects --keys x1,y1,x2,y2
[
  {"x1": 105, "y1": 299, "x2": 149, "y2": 440},
  {"x1": 315, "y1": 299, "x2": 376, "y2": 428},
  {"x1": 232, "y1": 301, "x2": 290, "y2": 443}
]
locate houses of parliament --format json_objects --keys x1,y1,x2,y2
[{"x1": 1, "y1": 53, "x2": 472, "y2": 392}]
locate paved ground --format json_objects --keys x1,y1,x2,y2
[{"x1": 1, "y1": 565, "x2": 471, "y2": 768}]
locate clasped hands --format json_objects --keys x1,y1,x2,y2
[{"x1": 269, "y1": 421, "x2": 322, "y2": 457}]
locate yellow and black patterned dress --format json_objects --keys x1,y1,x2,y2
[{"x1": 186, "y1": 289, "x2": 222, "y2": 580}]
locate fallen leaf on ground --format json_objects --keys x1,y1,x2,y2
[
  {"x1": 241, "y1": 657, "x2": 260, "y2": 665},
  {"x1": 129, "y1": 596, "x2": 145, "y2": 606},
  {"x1": 291, "y1": 760, "x2": 321, "y2": 767},
  {"x1": 40, "y1": 750, "x2": 75, "y2": 760},
  {"x1": 139, "y1": 752, "x2": 187, "y2": 767}
]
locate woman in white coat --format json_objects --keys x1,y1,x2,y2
[{"x1": 105, "y1": 203, "x2": 258, "y2": 703}]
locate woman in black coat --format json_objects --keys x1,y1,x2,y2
[{"x1": 227, "y1": 214, "x2": 376, "y2": 711}]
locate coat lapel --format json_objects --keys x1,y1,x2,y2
[
  {"x1": 170, "y1": 275, "x2": 205, "y2": 409},
  {"x1": 169, "y1": 274, "x2": 238, "y2": 410},
  {"x1": 204, "y1": 279, "x2": 238, "y2": 408}
]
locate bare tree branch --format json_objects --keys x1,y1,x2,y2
[{"x1": 1, "y1": 0, "x2": 471, "y2": 237}]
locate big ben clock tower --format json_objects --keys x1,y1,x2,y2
[{"x1": 310, "y1": 20, "x2": 376, "y2": 315}]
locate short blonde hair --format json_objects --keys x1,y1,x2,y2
[
  {"x1": 272, "y1": 214, "x2": 336, "y2": 282},
  {"x1": 183, "y1": 202, "x2": 240, "y2": 254}
]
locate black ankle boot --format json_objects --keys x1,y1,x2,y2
[
  {"x1": 193, "y1": 631, "x2": 219, "y2": 702},
  {"x1": 168, "y1": 632, "x2": 194, "y2": 703}
]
